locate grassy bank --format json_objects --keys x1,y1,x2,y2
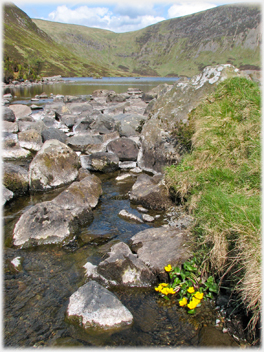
[{"x1": 165, "y1": 77, "x2": 261, "y2": 338}]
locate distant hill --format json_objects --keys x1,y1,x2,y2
[
  {"x1": 3, "y1": 3, "x2": 261, "y2": 81},
  {"x1": 3, "y1": 3, "x2": 124, "y2": 82}
]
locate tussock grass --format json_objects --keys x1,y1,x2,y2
[{"x1": 165, "y1": 77, "x2": 261, "y2": 336}]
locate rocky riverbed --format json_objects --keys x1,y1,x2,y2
[{"x1": 3, "y1": 65, "x2": 254, "y2": 347}]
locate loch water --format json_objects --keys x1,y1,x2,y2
[{"x1": 3, "y1": 78, "x2": 233, "y2": 347}]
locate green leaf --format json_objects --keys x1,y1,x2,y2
[
  {"x1": 173, "y1": 266, "x2": 181, "y2": 275},
  {"x1": 163, "y1": 295, "x2": 170, "y2": 301},
  {"x1": 188, "y1": 309, "x2": 196, "y2": 314}
]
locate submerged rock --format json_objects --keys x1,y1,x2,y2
[{"x1": 67, "y1": 280, "x2": 133, "y2": 331}]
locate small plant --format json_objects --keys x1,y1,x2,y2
[{"x1": 155, "y1": 257, "x2": 218, "y2": 314}]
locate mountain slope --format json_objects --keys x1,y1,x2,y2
[
  {"x1": 33, "y1": 3, "x2": 261, "y2": 77},
  {"x1": 3, "y1": 3, "x2": 261, "y2": 79},
  {"x1": 3, "y1": 3, "x2": 124, "y2": 82}
]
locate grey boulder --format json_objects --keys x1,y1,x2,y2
[
  {"x1": 67, "y1": 280, "x2": 133, "y2": 331},
  {"x1": 13, "y1": 201, "x2": 79, "y2": 248},
  {"x1": 97, "y1": 242, "x2": 156, "y2": 287},
  {"x1": 29, "y1": 139, "x2": 80, "y2": 191}
]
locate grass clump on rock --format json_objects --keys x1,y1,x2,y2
[{"x1": 165, "y1": 77, "x2": 261, "y2": 338}]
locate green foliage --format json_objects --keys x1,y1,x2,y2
[{"x1": 165, "y1": 77, "x2": 261, "y2": 332}]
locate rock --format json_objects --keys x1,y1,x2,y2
[
  {"x1": 60, "y1": 115, "x2": 80, "y2": 128},
  {"x1": 67, "y1": 280, "x2": 133, "y2": 331},
  {"x1": 118, "y1": 209, "x2": 143, "y2": 224},
  {"x1": 81, "y1": 152, "x2": 119, "y2": 173},
  {"x1": 139, "y1": 65, "x2": 248, "y2": 173},
  {"x1": 41, "y1": 128, "x2": 67, "y2": 143},
  {"x1": 13, "y1": 201, "x2": 79, "y2": 247},
  {"x1": 2, "y1": 134, "x2": 31, "y2": 161},
  {"x1": 72, "y1": 117, "x2": 95, "y2": 134},
  {"x1": 2, "y1": 185, "x2": 14, "y2": 205},
  {"x1": 18, "y1": 120, "x2": 47, "y2": 134},
  {"x1": 92, "y1": 89, "x2": 114, "y2": 97},
  {"x1": 3, "y1": 163, "x2": 29, "y2": 196},
  {"x1": 137, "y1": 206, "x2": 148, "y2": 213},
  {"x1": 116, "y1": 173, "x2": 132, "y2": 181},
  {"x1": 129, "y1": 227, "x2": 191, "y2": 280},
  {"x1": 52, "y1": 174, "x2": 102, "y2": 224},
  {"x1": 106, "y1": 137, "x2": 139, "y2": 161},
  {"x1": 90, "y1": 115, "x2": 115, "y2": 134},
  {"x1": 113, "y1": 113, "x2": 147, "y2": 137},
  {"x1": 9, "y1": 104, "x2": 31, "y2": 119},
  {"x1": 67, "y1": 135, "x2": 102, "y2": 153},
  {"x1": 29, "y1": 139, "x2": 80, "y2": 191},
  {"x1": 3, "y1": 121, "x2": 18, "y2": 133},
  {"x1": 66, "y1": 102, "x2": 93, "y2": 115},
  {"x1": 3, "y1": 107, "x2": 16, "y2": 122},
  {"x1": 129, "y1": 174, "x2": 173, "y2": 210},
  {"x1": 18, "y1": 129, "x2": 43, "y2": 151},
  {"x1": 77, "y1": 168, "x2": 91, "y2": 181},
  {"x1": 130, "y1": 167, "x2": 142, "y2": 174},
  {"x1": 63, "y1": 95, "x2": 81, "y2": 103},
  {"x1": 97, "y1": 242, "x2": 156, "y2": 287},
  {"x1": 142, "y1": 214, "x2": 155, "y2": 222},
  {"x1": 106, "y1": 92, "x2": 128, "y2": 103},
  {"x1": 199, "y1": 326, "x2": 239, "y2": 347},
  {"x1": 119, "y1": 161, "x2": 137, "y2": 170}
]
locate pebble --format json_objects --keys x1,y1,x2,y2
[
  {"x1": 142, "y1": 214, "x2": 155, "y2": 222},
  {"x1": 137, "y1": 206, "x2": 148, "y2": 213},
  {"x1": 116, "y1": 173, "x2": 131, "y2": 181}
]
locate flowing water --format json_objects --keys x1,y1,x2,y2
[{"x1": 3, "y1": 78, "x2": 233, "y2": 347}]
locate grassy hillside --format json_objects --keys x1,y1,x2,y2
[
  {"x1": 165, "y1": 77, "x2": 261, "y2": 339},
  {"x1": 3, "y1": 3, "x2": 261, "y2": 79},
  {"x1": 3, "y1": 3, "x2": 125, "y2": 82},
  {"x1": 33, "y1": 3, "x2": 261, "y2": 77}
]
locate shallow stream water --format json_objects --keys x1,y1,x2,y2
[{"x1": 3, "y1": 78, "x2": 238, "y2": 347}]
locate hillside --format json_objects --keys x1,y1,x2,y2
[
  {"x1": 3, "y1": 3, "x2": 261, "y2": 79},
  {"x1": 33, "y1": 3, "x2": 261, "y2": 77},
  {"x1": 3, "y1": 3, "x2": 124, "y2": 82}
]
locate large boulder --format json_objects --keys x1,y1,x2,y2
[
  {"x1": 9, "y1": 104, "x2": 31, "y2": 119},
  {"x1": 3, "y1": 107, "x2": 16, "y2": 122},
  {"x1": 139, "y1": 65, "x2": 248, "y2": 173},
  {"x1": 129, "y1": 174, "x2": 173, "y2": 210},
  {"x1": 90, "y1": 115, "x2": 116, "y2": 134},
  {"x1": 106, "y1": 137, "x2": 139, "y2": 161},
  {"x1": 129, "y1": 227, "x2": 191, "y2": 281},
  {"x1": 29, "y1": 139, "x2": 80, "y2": 191},
  {"x1": 3, "y1": 163, "x2": 29, "y2": 196},
  {"x1": 13, "y1": 201, "x2": 79, "y2": 248},
  {"x1": 18, "y1": 129, "x2": 43, "y2": 151},
  {"x1": 81, "y1": 152, "x2": 119, "y2": 173},
  {"x1": 113, "y1": 113, "x2": 147, "y2": 137},
  {"x1": 67, "y1": 280, "x2": 133, "y2": 331},
  {"x1": 97, "y1": 242, "x2": 156, "y2": 287},
  {"x1": 18, "y1": 120, "x2": 47, "y2": 134},
  {"x1": 52, "y1": 174, "x2": 102, "y2": 224}
]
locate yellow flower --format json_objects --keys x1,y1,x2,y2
[
  {"x1": 194, "y1": 291, "x2": 204, "y2": 300},
  {"x1": 164, "y1": 264, "x2": 172, "y2": 272},
  {"x1": 161, "y1": 287, "x2": 169, "y2": 295},
  {"x1": 192, "y1": 297, "x2": 201, "y2": 305},
  {"x1": 187, "y1": 286, "x2": 195, "y2": 294},
  {"x1": 187, "y1": 300, "x2": 197, "y2": 310},
  {"x1": 167, "y1": 287, "x2": 176, "y2": 295},
  {"x1": 160, "y1": 283, "x2": 169, "y2": 287},
  {"x1": 179, "y1": 297, "x2": 188, "y2": 307}
]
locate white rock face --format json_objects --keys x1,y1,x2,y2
[{"x1": 67, "y1": 280, "x2": 133, "y2": 331}]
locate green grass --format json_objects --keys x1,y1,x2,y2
[{"x1": 165, "y1": 77, "x2": 261, "y2": 337}]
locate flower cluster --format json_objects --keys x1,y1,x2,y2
[
  {"x1": 179, "y1": 288, "x2": 204, "y2": 311},
  {"x1": 155, "y1": 283, "x2": 175, "y2": 296},
  {"x1": 154, "y1": 259, "x2": 218, "y2": 315}
]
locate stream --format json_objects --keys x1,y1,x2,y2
[{"x1": 3, "y1": 77, "x2": 242, "y2": 347}]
